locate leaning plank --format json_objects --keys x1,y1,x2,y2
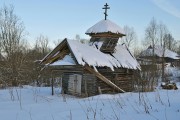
[
  {"x1": 41, "y1": 38, "x2": 67, "y2": 64},
  {"x1": 84, "y1": 65, "x2": 125, "y2": 93}
]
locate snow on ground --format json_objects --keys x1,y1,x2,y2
[
  {"x1": 165, "y1": 64, "x2": 180, "y2": 77},
  {"x1": 165, "y1": 65, "x2": 180, "y2": 82},
  {"x1": 0, "y1": 85, "x2": 180, "y2": 120}
]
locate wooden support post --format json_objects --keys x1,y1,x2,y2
[
  {"x1": 84, "y1": 78, "x2": 88, "y2": 96},
  {"x1": 51, "y1": 77, "x2": 54, "y2": 95},
  {"x1": 84, "y1": 65, "x2": 125, "y2": 93},
  {"x1": 98, "y1": 87, "x2": 102, "y2": 94}
]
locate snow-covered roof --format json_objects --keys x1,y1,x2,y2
[
  {"x1": 42, "y1": 39, "x2": 140, "y2": 70},
  {"x1": 140, "y1": 45, "x2": 179, "y2": 59},
  {"x1": 113, "y1": 44, "x2": 140, "y2": 69},
  {"x1": 66, "y1": 40, "x2": 140, "y2": 70},
  {"x1": 85, "y1": 19, "x2": 125, "y2": 35}
]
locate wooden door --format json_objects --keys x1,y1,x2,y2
[{"x1": 68, "y1": 74, "x2": 82, "y2": 95}]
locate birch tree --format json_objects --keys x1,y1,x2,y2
[
  {"x1": 158, "y1": 22, "x2": 168, "y2": 82},
  {"x1": 144, "y1": 18, "x2": 159, "y2": 56}
]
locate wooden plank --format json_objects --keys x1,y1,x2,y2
[
  {"x1": 84, "y1": 65, "x2": 125, "y2": 93},
  {"x1": 41, "y1": 38, "x2": 67, "y2": 64},
  {"x1": 48, "y1": 48, "x2": 69, "y2": 64}
]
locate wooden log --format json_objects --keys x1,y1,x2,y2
[
  {"x1": 98, "y1": 87, "x2": 102, "y2": 94},
  {"x1": 49, "y1": 48, "x2": 69, "y2": 63},
  {"x1": 84, "y1": 65, "x2": 125, "y2": 93},
  {"x1": 41, "y1": 38, "x2": 67, "y2": 64}
]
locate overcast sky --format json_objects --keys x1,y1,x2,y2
[{"x1": 0, "y1": 0, "x2": 180, "y2": 46}]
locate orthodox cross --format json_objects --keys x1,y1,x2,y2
[{"x1": 102, "y1": 3, "x2": 110, "y2": 20}]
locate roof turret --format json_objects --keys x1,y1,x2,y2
[{"x1": 85, "y1": 19, "x2": 125, "y2": 36}]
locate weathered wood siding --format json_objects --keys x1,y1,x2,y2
[
  {"x1": 82, "y1": 74, "x2": 97, "y2": 96},
  {"x1": 90, "y1": 37, "x2": 119, "y2": 53},
  {"x1": 46, "y1": 65, "x2": 135, "y2": 97},
  {"x1": 97, "y1": 68, "x2": 134, "y2": 93}
]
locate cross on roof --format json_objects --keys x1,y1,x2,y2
[{"x1": 102, "y1": 3, "x2": 110, "y2": 20}]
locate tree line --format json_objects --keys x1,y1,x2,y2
[
  {"x1": 0, "y1": 5, "x2": 179, "y2": 87},
  {"x1": 0, "y1": 5, "x2": 51, "y2": 86}
]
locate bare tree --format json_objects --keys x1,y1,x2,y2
[
  {"x1": 143, "y1": 18, "x2": 177, "y2": 85},
  {"x1": 159, "y1": 22, "x2": 168, "y2": 47},
  {"x1": 177, "y1": 41, "x2": 180, "y2": 54},
  {"x1": 0, "y1": 5, "x2": 27, "y2": 86},
  {"x1": 35, "y1": 34, "x2": 50, "y2": 57},
  {"x1": 161, "y1": 33, "x2": 177, "y2": 82},
  {"x1": 0, "y1": 5, "x2": 25, "y2": 55},
  {"x1": 144, "y1": 18, "x2": 159, "y2": 89},
  {"x1": 53, "y1": 39, "x2": 62, "y2": 46},
  {"x1": 144, "y1": 18, "x2": 159, "y2": 55},
  {"x1": 28, "y1": 35, "x2": 51, "y2": 86},
  {"x1": 164, "y1": 33, "x2": 178, "y2": 51},
  {"x1": 141, "y1": 18, "x2": 163, "y2": 90},
  {"x1": 120, "y1": 25, "x2": 137, "y2": 48},
  {"x1": 158, "y1": 23, "x2": 169, "y2": 82},
  {"x1": 133, "y1": 46, "x2": 143, "y2": 58}
]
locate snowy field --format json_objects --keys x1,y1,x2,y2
[{"x1": 0, "y1": 84, "x2": 180, "y2": 120}]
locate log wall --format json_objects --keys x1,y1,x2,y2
[
  {"x1": 62, "y1": 73, "x2": 97, "y2": 97},
  {"x1": 97, "y1": 68, "x2": 134, "y2": 93},
  {"x1": 44, "y1": 65, "x2": 135, "y2": 97},
  {"x1": 82, "y1": 74, "x2": 97, "y2": 97}
]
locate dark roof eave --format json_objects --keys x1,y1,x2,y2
[{"x1": 85, "y1": 31, "x2": 126, "y2": 36}]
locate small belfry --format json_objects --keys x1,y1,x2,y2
[
  {"x1": 86, "y1": 3, "x2": 126, "y2": 53},
  {"x1": 103, "y1": 3, "x2": 110, "y2": 20}
]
